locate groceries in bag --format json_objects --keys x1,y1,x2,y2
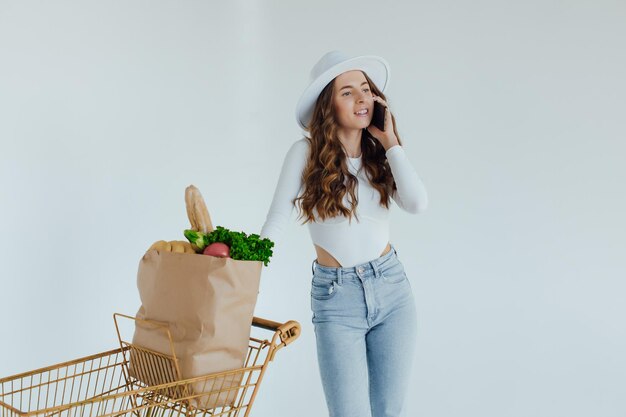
[{"x1": 131, "y1": 184, "x2": 274, "y2": 409}]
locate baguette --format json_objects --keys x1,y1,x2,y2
[
  {"x1": 148, "y1": 240, "x2": 195, "y2": 254},
  {"x1": 185, "y1": 184, "x2": 214, "y2": 234},
  {"x1": 149, "y1": 240, "x2": 172, "y2": 252},
  {"x1": 192, "y1": 187, "x2": 214, "y2": 233},
  {"x1": 170, "y1": 240, "x2": 195, "y2": 254},
  {"x1": 185, "y1": 185, "x2": 200, "y2": 231}
]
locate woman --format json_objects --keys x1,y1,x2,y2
[{"x1": 260, "y1": 50, "x2": 428, "y2": 417}]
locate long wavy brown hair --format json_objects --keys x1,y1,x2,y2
[{"x1": 293, "y1": 71, "x2": 403, "y2": 225}]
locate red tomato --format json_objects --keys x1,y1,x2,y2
[{"x1": 203, "y1": 242, "x2": 231, "y2": 258}]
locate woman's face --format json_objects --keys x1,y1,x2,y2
[{"x1": 332, "y1": 70, "x2": 373, "y2": 130}]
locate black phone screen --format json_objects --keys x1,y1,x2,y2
[{"x1": 372, "y1": 100, "x2": 386, "y2": 131}]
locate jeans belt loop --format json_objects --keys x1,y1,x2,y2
[
  {"x1": 337, "y1": 268, "x2": 343, "y2": 285},
  {"x1": 370, "y1": 259, "x2": 381, "y2": 279}
]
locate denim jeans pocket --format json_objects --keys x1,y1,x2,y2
[
  {"x1": 311, "y1": 276, "x2": 339, "y2": 301},
  {"x1": 380, "y1": 261, "x2": 407, "y2": 284}
]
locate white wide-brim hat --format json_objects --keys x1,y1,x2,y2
[{"x1": 295, "y1": 50, "x2": 390, "y2": 130}]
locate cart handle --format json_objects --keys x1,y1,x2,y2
[
  {"x1": 253, "y1": 316, "x2": 301, "y2": 349},
  {"x1": 252, "y1": 317, "x2": 283, "y2": 331}
]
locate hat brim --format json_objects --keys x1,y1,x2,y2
[{"x1": 295, "y1": 55, "x2": 390, "y2": 131}]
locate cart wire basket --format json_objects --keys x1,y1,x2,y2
[{"x1": 0, "y1": 313, "x2": 301, "y2": 417}]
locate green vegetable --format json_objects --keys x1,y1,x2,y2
[
  {"x1": 184, "y1": 229, "x2": 209, "y2": 251},
  {"x1": 183, "y1": 226, "x2": 274, "y2": 266}
]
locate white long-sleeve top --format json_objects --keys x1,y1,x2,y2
[{"x1": 260, "y1": 138, "x2": 428, "y2": 267}]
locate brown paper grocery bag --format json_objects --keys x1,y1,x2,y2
[{"x1": 131, "y1": 249, "x2": 262, "y2": 409}]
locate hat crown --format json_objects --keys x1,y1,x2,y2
[{"x1": 310, "y1": 50, "x2": 350, "y2": 81}]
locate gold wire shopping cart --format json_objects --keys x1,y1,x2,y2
[{"x1": 0, "y1": 313, "x2": 300, "y2": 417}]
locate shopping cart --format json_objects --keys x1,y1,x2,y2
[{"x1": 0, "y1": 313, "x2": 300, "y2": 417}]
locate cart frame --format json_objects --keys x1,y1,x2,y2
[{"x1": 0, "y1": 313, "x2": 300, "y2": 417}]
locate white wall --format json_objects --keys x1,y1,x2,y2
[{"x1": 1, "y1": 1, "x2": 624, "y2": 416}]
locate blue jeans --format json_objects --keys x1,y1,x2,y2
[{"x1": 310, "y1": 244, "x2": 418, "y2": 417}]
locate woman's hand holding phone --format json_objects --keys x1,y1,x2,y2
[{"x1": 367, "y1": 95, "x2": 399, "y2": 151}]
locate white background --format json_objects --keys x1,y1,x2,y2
[{"x1": 1, "y1": 1, "x2": 625, "y2": 416}]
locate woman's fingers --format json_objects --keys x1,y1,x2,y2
[{"x1": 373, "y1": 95, "x2": 389, "y2": 110}]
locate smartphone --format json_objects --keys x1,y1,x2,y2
[{"x1": 372, "y1": 100, "x2": 386, "y2": 131}]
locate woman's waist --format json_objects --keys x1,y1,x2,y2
[
  {"x1": 314, "y1": 242, "x2": 391, "y2": 268},
  {"x1": 312, "y1": 241, "x2": 398, "y2": 276}
]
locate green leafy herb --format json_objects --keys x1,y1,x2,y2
[{"x1": 183, "y1": 226, "x2": 274, "y2": 266}]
